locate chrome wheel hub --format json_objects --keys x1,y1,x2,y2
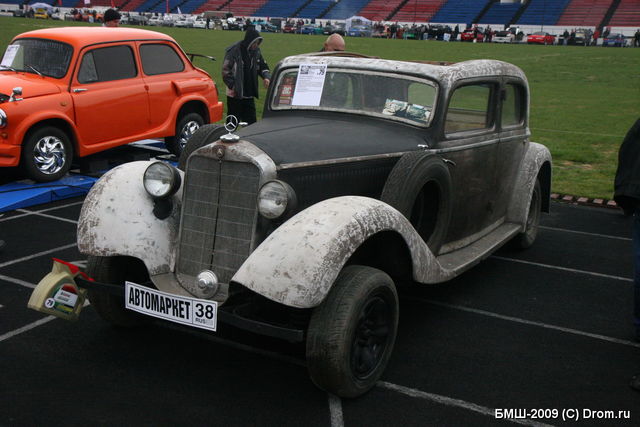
[
  {"x1": 178, "y1": 121, "x2": 200, "y2": 149},
  {"x1": 33, "y1": 136, "x2": 66, "y2": 175}
]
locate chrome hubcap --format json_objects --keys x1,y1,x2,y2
[
  {"x1": 33, "y1": 136, "x2": 66, "y2": 175},
  {"x1": 178, "y1": 121, "x2": 200, "y2": 149}
]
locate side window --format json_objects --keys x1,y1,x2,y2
[
  {"x1": 501, "y1": 83, "x2": 525, "y2": 127},
  {"x1": 140, "y1": 44, "x2": 184, "y2": 75},
  {"x1": 445, "y1": 83, "x2": 492, "y2": 134},
  {"x1": 78, "y1": 45, "x2": 137, "y2": 84}
]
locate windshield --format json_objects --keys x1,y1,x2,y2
[
  {"x1": 1, "y1": 38, "x2": 72, "y2": 78},
  {"x1": 533, "y1": 32, "x2": 546, "y2": 36},
  {"x1": 271, "y1": 67, "x2": 436, "y2": 126}
]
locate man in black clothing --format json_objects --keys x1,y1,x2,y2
[
  {"x1": 222, "y1": 28, "x2": 271, "y2": 125},
  {"x1": 613, "y1": 118, "x2": 640, "y2": 391}
]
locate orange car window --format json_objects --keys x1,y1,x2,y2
[
  {"x1": 78, "y1": 45, "x2": 137, "y2": 84},
  {"x1": 140, "y1": 44, "x2": 184, "y2": 76}
]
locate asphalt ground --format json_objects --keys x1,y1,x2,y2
[{"x1": 0, "y1": 197, "x2": 638, "y2": 426}]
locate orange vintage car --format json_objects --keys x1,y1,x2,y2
[{"x1": 0, "y1": 27, "x2": 223, "y2": 182}]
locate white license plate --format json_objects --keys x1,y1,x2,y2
[{"x1": 125, "y1": 282, "x2": 217, "y2": 331}]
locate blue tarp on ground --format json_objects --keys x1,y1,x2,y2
[{"x1": 0, "y1": 175, "x2": 98, "y2": 213}]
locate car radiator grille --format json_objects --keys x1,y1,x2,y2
[{"x1": 177, "y1": 156, "x2": 260, "y2": 283}]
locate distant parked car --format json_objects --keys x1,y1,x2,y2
[
  {"x1": 347, "y1": 25, "x2": 372, "y2": 37},
  {"x1": 192, "y1": 17, "x2": 207, "y2": 29},
  {"x1": 0, "y1": 27, "x2": 223, "y2": 181},
  {"x1": 527, "y1": 31, "x2": 555, "y2": 45},
  {"x1": 253, "y1": 20, "x2": 279, "y2": 32},
  {"x1": 570, "y1": 28, "x2": 593, "y2": 46},
  {"x1": 300, "y1": 24, "x2": 323, "y2": 35},
  {"x1": 493, "y1": 30, "x2": 515, "y2": 43},
  {"x1": 461, "y1": 28, "x2": 484, "y2": 42},
  {"x1": 283, "y1": 22, "x2": 295, "y2": 33},
  {"x1": 174, "y1": 17, "x2": 195, "y2": 28},
  {"x1": 323, "y1": 23, "x2": 346, "y2": 36},
  {"x1": 602, "y1": 33, "x2": 627, "y2": 47}
]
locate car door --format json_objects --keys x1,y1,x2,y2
[
  {"x1": 137, "y1": 42, "x2": 186, "y2": 128},
  {"x1": 438, "y1": 80, "x2": 501, "y2": 246},
  {"x1": 71, "y1": 42, "x2": 150, "y2": 147},
  {"x1": 493, "y1": 80, "x2": 528, "y2": 217}
]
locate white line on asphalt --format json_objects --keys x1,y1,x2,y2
[
  {"x1": 0, "y1": 243, "x2": 77, "y2": 269},
  {"x1": 411, "y1": 298, "x2": 640, "y2": 349},
  {"x1": 0, "y1": 316, "x2": 56, "y2": 343},
  {"x1": 16, "y1": 209, "x2": 78, "y2": 225},
  {"x1": 328, "y1": 394, "x2": 344, "y2": 427},
  {"x1": 377, "y1": 382, "x2": 555, "y2": 427},
  {"x1": 0, "y1": 201, "x2": 84, "y2": 222},
  {"x1": 491, "y1": 256, "x2": 633, "y2": 283},
  {"x1": 0, "y1": 273, "x2": 37, "y2": 289},
  {"x1": 540, "y1": 226, "x2": 631, "y2": 242}
]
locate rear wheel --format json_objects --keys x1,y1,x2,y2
[
  {"x1": 513, "y1": 179, "x2": 541, "y2": 249},
  {"x1": 86, "y1": 256, "x2": 149, "y2": 327},
  {"x1": 165, "y1": 112, "x2": 204, "y2": 157},
  {"x1": 306, "y1": 265, "x2": 398, "y2": 398}
]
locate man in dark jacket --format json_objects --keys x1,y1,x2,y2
[
  {"x1": 613, "y1": 118, "x2": 640, "y2": 391},
  {"x1": 222, "y1": 28, "x2": 271, "y2": 125}
]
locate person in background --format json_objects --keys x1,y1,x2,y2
[
  {"x1": 102, "y1": 8, "x2": 121, "y2": 27},
  {"x1": 613, "y1": 118, "x2": 640, "y2": 391},
  {"x1": 322, "y1": 33, "x2": 345, "y2": 52},
  {"x1": 222, "y1": 28, "x2": 271, "y2": 125}
]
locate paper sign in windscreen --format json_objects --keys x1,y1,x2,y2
[
  {"x1": 1, "y1": 45, "x2": 19, "y2": 68},
  {"x1": 291, "y1": 64, "x2": 328, "y2": 107}
]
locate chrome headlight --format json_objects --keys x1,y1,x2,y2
[
  {"x1": 0, "y1": 109, "x2": 6, "y2": 128},
  {"x1": 257, "y1": 180, "x2": 296, "y2": 219},
  {"x1": 143, "y1": 162, "x2": 181, "y2": 199}
]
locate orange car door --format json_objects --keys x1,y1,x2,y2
[{"x1": 71, "y1": 43, "x2": 150, "y2": 147}]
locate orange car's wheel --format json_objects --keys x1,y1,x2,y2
[
  {"x1": 165, "y1": 112, "x2": 204, "y2": 157},
  {"x1": 22, "y1": 126, "x2": 73, "y2": 183}
]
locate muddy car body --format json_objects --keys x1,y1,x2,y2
[{"x1": 60, "y1": 54, "x2": 551, "y2": 397}]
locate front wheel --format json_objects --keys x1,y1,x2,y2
[
  {"x1": 22, "y1": 126, "x2": 73, "y2": 182},
  {"x1": 306, "y1": 265, "x2": 398, "y2": 398},
  {"x1": 86, "y1": 256, "x2": 150, "y2": 327},
  {"x1": 165, "y1": 112, "x2": 204, "y2": 157}
]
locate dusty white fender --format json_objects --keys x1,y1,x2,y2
[
  {"x1": 232, "y1": 196, "x2": 454, "y2": 309},
  {"x1": 77, "y1": 161, "x2": 182, "y2": 275},
  {"x1": 507, "y1": 141, "x2": 552, "y2": 227}
]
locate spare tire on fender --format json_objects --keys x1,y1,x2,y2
[
  {"x1": 380, "y1": 151, "x2": 452, "y2": 255},
  {"x1": 178, "y1": 124, "x2": 227, "y2": 171}
]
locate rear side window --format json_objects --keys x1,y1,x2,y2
[
  {"x1": 140, "y1": 44, "x2": 184, "y2": 75},
  {"x1": 501, "y1": 83, "x2": 525, "y2": 128},
  {"x1": 78, "y1": 45, "x2": 137, "y2": 83},
  {"x1": 445, "y1": 83, "x2": 492, "y2": 134}
]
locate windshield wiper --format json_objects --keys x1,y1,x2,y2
[
  {"x1": 0, "y1": 64, "x2": 17, "y2": 72},
  {"x1": 26, "y1": 65, "x2": 43, "y2": 76}
]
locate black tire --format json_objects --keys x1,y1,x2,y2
[
  {"x1": 22, "y1": 126, "x2": 73, "y2": 182},
  {"x1": 85, "y1": 256, "x2": 149, "y2": 327},
  {"x1": 177, "y1": 124, "x2": 226, "y2": 171},
  {"x1": 513, "y1": 179, "x2": 541, "y2": 249},
  {"x1": 306, "y1": 265, "x2": 398, "y2": 398},
  {"x1": 381, "y1": 152, "x2": 452, "y2": 255},
  {"x1": 165, "y1": 112, "x2": 205, "y2": 157}
]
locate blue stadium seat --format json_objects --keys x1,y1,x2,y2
[
  {"x1": 516, "y1": 0, "x2": 572, "y2": 25},
  {"x1": 323, "y1": 0, "x2": 371, "y2": 20},
  {"x1": 481, "y1": 2, "x2": 521, "y2": 25},
  {"x1": 431, "y1": 0, "x2": 489, "y2": 24}
]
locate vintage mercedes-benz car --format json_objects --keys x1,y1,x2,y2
[
  {"x1": 0, "y1": 27, "x2": 223, "y2": 182},
  {"x1": 30, "y1": 53, "x2": 551, "y2": 398}
]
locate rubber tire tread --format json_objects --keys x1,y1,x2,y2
[
  {"x1": 177, "y1": 124, "x2": 226, "y2": 171},
  {"x1": 86, "y1": 256, "x2": 148, "y2": 328},
  {"x1": 380, "y1": 151, "x2": 452, "y2": 255},
  {"x1": 22, "y1": 126, "x2": 73, "y2": 183},
  {"x1": 165, "y1": 112, "x2": 205, "y2": 157},
  {"x1": 306, "y1": 265, "x2": 398, "y2": 398}
]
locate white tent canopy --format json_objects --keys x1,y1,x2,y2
[
  {"x1": 345, "y1": 15, "x2": 371, "y2": 31},
  {"x1": 30, "y1": 2, "x2": 54, "y2": 10}
]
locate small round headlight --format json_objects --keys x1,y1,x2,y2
[
  {"x1": 0, "y1": 109, "x2": 7, "y2": 128},
  {"x1": 257, "y1": 180, "x2": 296, "y2": 219},
  {"x1": 143, "y1": 162, "x2": 181, "y2": 199}
]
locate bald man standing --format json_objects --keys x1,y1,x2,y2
[{"x1": 322, "y1": 33, "x2": 345, "y2": 52}]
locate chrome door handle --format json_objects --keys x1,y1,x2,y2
[{"x1": 73, "y1": 88, "x2": 87, "y2": 93}]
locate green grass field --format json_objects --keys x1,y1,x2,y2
[{"x1": 1, "y1": 16, "x2": 639, "y2": 199}]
